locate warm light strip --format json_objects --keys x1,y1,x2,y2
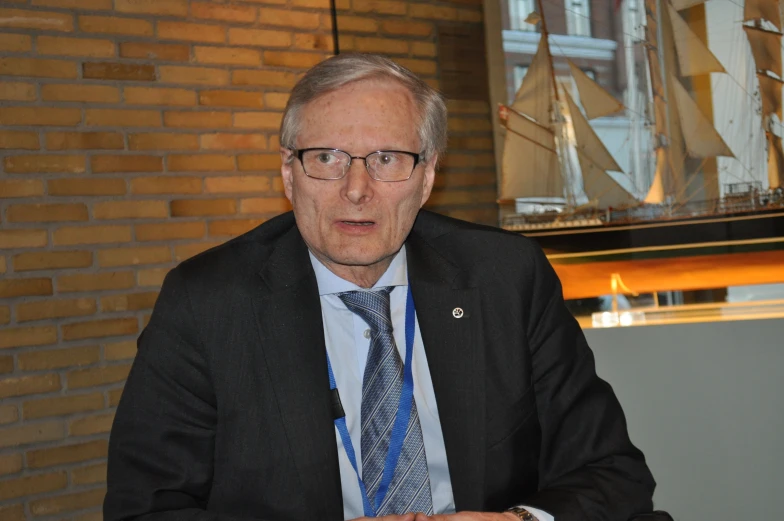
[{"x1": 547, "y1": 236, "x2": 784, "y2": 260}]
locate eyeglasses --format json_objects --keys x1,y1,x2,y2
[{"x1": 291, "y1": 148, "x2": 422, "y2": 182}]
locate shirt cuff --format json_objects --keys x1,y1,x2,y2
[{"x1": 517, "y1": 505, "x2": 554, "y2": 521}]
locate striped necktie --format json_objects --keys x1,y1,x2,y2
[{"x1": 338, "y1": 287, "x2": 433, "y2": 515}]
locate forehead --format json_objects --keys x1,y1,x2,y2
[{"x1": 296, "y1": 78, "x2": 420, "y2": 149}]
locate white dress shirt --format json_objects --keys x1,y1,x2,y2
[{"x1": 309, "y1": 247, "x2": 553, "y2": 521}]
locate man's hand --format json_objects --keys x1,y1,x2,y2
[
  {"x1": 352, "y1": 514, "x2": 419, "y2": 521},
  {"x1": 414, "y1": 511, "x2": 522, "y2": 521}
]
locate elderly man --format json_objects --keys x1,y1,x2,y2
[{"x1": 105, "y1": 54, "x2": 655, "y2": 521}]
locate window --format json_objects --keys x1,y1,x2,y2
[
  {"x1": 565, "y1": 0, "x2": 592, "y2": 37},
  {"x1": 509, "y1": 0, "x2": 538, "y2": 31}
]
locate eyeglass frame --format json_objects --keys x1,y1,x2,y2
[{"x1": 290, "y1": 147, "x2": 423, "y2": 182}]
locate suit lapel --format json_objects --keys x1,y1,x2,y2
[
  {"x1": 407, "y1": 230, "x2": 487, "y2": 512},
  {"x1": 253, "y1": 226, "x2": 343, "y2": 520}
]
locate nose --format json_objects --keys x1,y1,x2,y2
[{"x1": 343, "y1": 159, "x2": 373, "y2": 205}]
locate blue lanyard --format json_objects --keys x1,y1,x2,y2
[{"x1": 326, "y1": 285, "x2": 417, "y2": 517}]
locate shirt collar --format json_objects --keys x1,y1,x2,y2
[{"x1": 309, "y1": 246, "x2": 408, "y2": 296}]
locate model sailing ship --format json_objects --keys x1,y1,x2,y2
[{"x1": 498, "y1": 0, "x2": 784, "y2": 299}]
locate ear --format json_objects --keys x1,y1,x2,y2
[
  {"x1": 419, "y1": 154, "x2": 437, "y2": 207},
  {"x1": 280, "y1": 147, "x2": 295, "y2": 202}
]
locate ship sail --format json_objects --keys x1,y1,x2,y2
[
  {"x1": 768, "y1": 132, "x2": 784, "y2": 189},
  {"x1": 668, "y1": 3, "x2": 726, "y2": 76},
  {"x1": 743, "y1": 26, "x2": 783, "y2": 78},
  {"x1": 511, "y1": 35, "x2": 552, "y2": 125},
  {"x1": 744, "y1": 0, "x2": 781, "y2": 30},
  {"x1": 670, "y1": 0, "x2": 706, "y2": 10},
  {"x1": 671, "y1": 79, "x2": 734, "y2": 159},
  {"x1": 500, "y1": 110, "x2": 561, "y2": 199},
  {"x1": 758, "y1": 73, "x2": 783, "y2": 120},
  {"x1": 567, "y1": 61, "x2": 623, "y2": 119},
  {"x1": 565, "y1": 91, "x2": 636, "y2": 208}
]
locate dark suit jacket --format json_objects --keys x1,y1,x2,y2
[{"x1": 105, "y1": 210, "x2": 655, "y2": 521}]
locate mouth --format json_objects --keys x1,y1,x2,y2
[{"x1": 339, "y1": 219, "x2": 375, "y2": 226}]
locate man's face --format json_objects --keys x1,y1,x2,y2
[{"x1": 280, "y1": 78, "x2": 436, "y2": 283}]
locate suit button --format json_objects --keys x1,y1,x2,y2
[{"x1": 363, "y1": 329, "x2": 371, "y2": 339}]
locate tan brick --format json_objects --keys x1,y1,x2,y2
[
  {"x1": 101, "y1": 292, "x2": 158, "y2": 312},
  {"x1": 0, "y1": 258, "x2": 5, "y2": 275},
  {"x1": 232, "y1": 69, "x2": 299, "y2": 87},
  {"x1": 0, "y1": 505, "x2": 24, "y2": 521},
  {"x1": 0, "y1": 454, "x2": 23, "y2": 476},
  {"x1": 394, "y1": 57, "x2": 436, "y2": 75},
  {"x1": 136, "y1": 222, "x2": 206, "y2": 241},
  {"x1": 97, "y1": 246, "x2": 171, "y2": 268},
  {"x1": 457, "y1": 8, "x2": 482, "y2": 23},
  {"x1": 24, "y1": 395, "x2": 105, "y2": 422},
  {"x1": 115, "y1": 0, "x2": 188, "y2": 16},
  {"x1": 0, "y1": 471, "x2": 67, "y2": 501},
  {"x1": 41, "y1": 83, "x2": 120, "y2": 104},
  {"x1": 108, "y1": 387, "x2": 124, "y2": 406},
  {"x1": 0, "y1": 278, "x2": 52, "y2": 299},
  {"x1": 32, "y1": 0, "x2": 112, "y2": 9},
  {"x1": 0, "y1": 57, "x2": 77, "y2": 79},
  {"x1": 53, "y1": 225, "x2": 132, "y2": 246},
  {"x1": 120, "y1": 41, "x2": 190, "y2": 61},
  {"x1": 105, "y1": 340, "x2": 137, "y2": 361},
  {"x1": 204, "y1": 175, "x2": 270, "y2": 193},
  {"x1": 0, "y1": 107, "x2": 81, "y2": 126},
  {"x1": 73, "y1": 509, "x2": 104, "y2": 521},
  {"x1": 86, "y1": 109, "x2": 160, "y2": 128},
  {"x1": 381, "y1": 19, "x2": 432, "y2": 36},
  {"x1": 16, "y1": 298, "x2": 95, "y2": 323},
  {"x1": 18, "y1": 345, "x2": 100, "y2": 371},
  {"x1": 0, "y1": 307, "x2": 9, "y2": 326},
  {"x1": 129, "y1": 133, "x2": 198, "y2": 151},
  {"x1": 168, "y1": 154, "x2": 235, "y2": 171},
  {"x1": 353, "y1": 0, "x2": 406, "y2": 15},
  {"x1": 293, "y1": 33, "x2": 332, "y2": 51},
  {"x1": 201, "y1": 133, "x2": 266, "y2": 150},
  {"x1": 14, "y1": 251, "x2": 92, "y2": 272},
  {"x1": 0, "y1": 374, "x2": 60, "y2": 398},
  {"x1": 94, "y1": 200, "x2": 168, "y2": 220},
  {"x1": 263, "y1": 50, "x2": 325, "y2": 68},
  {"x1": 37, "y1": 36, "x2": 115, "y2": 58},
  {"x1": 447, "y1": 117, "x2": 493, "y2": 132},
  {"x1": 228, "y1": 27, "x2": 290, "y2": 47},
  {"x1": 233, "y1": 112, "x2": 282, "y2": 130},
  {"x1": 7, "y1": 203, "x2": 87, "y2": 224},
  {"x1": 0, "y1": 131, "x2": 39, "y2": 150},
  {"x1": 257, "y1": 8, "x2": 319, "y2": 28},
  {"x1": 449, "y1": 136, "x2": 494, "y2": 150},
  {"x1": 164, "y1": 111, "x2": 233, "y2": 129},
  {"x1": 158, "y1": 21, "x2": 226, "y2": 43},
  {"x1": 174, "y1": 241, "x2": 222, "y2": 262},
  {"x1": 79, "y1": 15, "x2": 153, "y2": 36},
  {"x1": 63, "y1": 319, "x2": 138, "y2": 342},
  {"x1": 58, "y1": 271, "x2": 135, "y2": 293},
  {"x1": 237, "y1": 153, "x2": 281, "y2": 171},
  {"x1": 0, "y1": 404, "x2": 18, "y2": 425},
  {"x1": 171, "y1": 199, "x2": 236, "y2": 217},
  {"x1": 72, "y1": 463, "x2": 107, "y2": 485},
  {"x1": 27, "y1": 440, "x2": 106, "y2": 470},
  {"x1": 209, "y1": 218, "x2": 263, "y2": 236},
  {"x1": 125, "y1": 86, "x2": 197, "y2": 106},
  {"x1": 4, "y1": 154, "x2": 86, "y2": 174},
  {"x1": 49, "y1": 178, "x2": 126, "y2": 197},
  {"x1": 68, "y1": 365, "x2": 131, "y2": 389},
  {"x1": 0, "y1": 8, "x2": 74, "y2": 32},
  {"x1": 69, "y1": 412, "x2": 114, "y2": 436},
  {"x1": 336, "y1": 15, "x2": 378, "y2": 32},
  {"x1": 91, "y1": 155, "x2": 163, "y2": 173},
  {"x1": 291, "y1": 0, "x2": 330, "y2": 6},
  {"x1": 159, "y1": 65, "x2": 229, "y2": 86},
  {"x1": 427, "y1": 188, "x2": 496, "y2": 206},
  {"x1": 83, "y1": 62, "x2": 156, "y2": 82},
  {"x1": 264, "y1": 92, "x2": 289, "y2": 109},
  {"x1": 409, "y1": 4, "x2": 457, "y2": 20},
  {"x1": 46, "y1": 132, "x2": 124, "y2": 150},
  {"x1": 199, "y1": 90, "x2": 263, "y2": 109},
  {"x1": 138, "y1": 267, "x2": 170, "y2": 286},
  {"x1": 240, "y1": 197, "x2": 291, "y2": 214},
  {"x1": 0, "y1": 33, "x2": 31, "y2": 52},
  {"x1": 192, "y1": 2, "x2": 256, "y2": 23},
  {"x1": 440, "y1": 153, "x2": 494, "y2": 169},
  {"x1": 411, "y1": 41, "x2": 437, "y2": 57},
  {"x1": 131, "y1": 176, "x2": 202, "y2": 194},
  {"x1": 29, "y1": 487, "x2": 107, "y2": 517},
  {"x1": 194, "y1": 46, "x2": 261, "y2": 66},
  {"x1": 0, "y1": 82, "x2": 36, "y2": 101}
]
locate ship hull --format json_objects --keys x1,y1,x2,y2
[{"x1": 518, "y1": 209, "x2": 784, "y2": 299}]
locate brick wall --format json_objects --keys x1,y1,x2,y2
[{"x1": 0, "y1": 1, "x2": 496, "y2": 519}]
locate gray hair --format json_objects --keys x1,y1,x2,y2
[{"x1": 279, "y1": 53, "x2": 447, "y2": 163}]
